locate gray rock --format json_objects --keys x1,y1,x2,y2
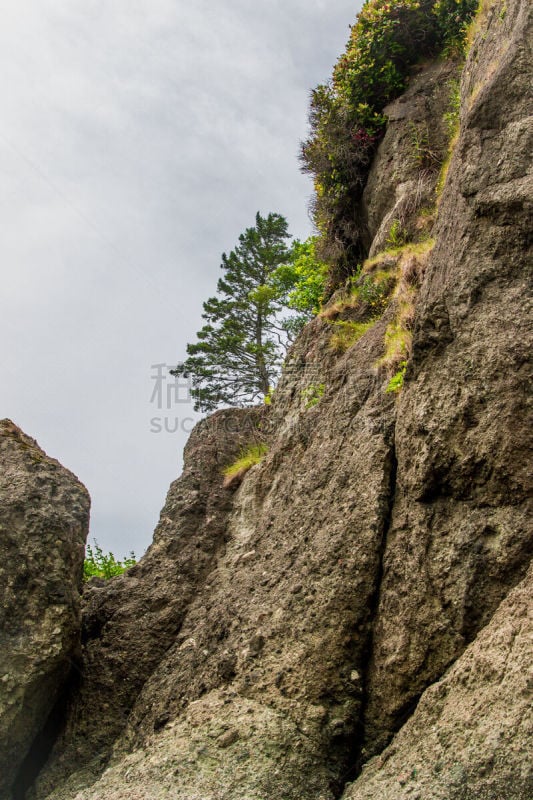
[
  {"x1": 364, "y1": 0, "x2": 533, "y2": 756},
  {"x1": 30, "y1": 407, "x2": 267, "y2": 799},
  {"x1": 0, "y1": 419, "x2": 89, "y2": 800},
  {"x1": 35, "y1": 306, "x2": 396, "y2": 799},
  {"x1": 342, "y1": 564, "x2": 533, "y2": 800}
]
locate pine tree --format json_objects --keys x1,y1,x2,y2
[{"x1": 172, "y1": 212, "x2": 291, "y2": 412}]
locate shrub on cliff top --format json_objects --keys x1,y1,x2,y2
[
  {"x1": 301, "y1": 0, "x2": 477, "y2": 290},
  {"x1": 84, "y1": 540, "x2": 136, "y2": 581}
]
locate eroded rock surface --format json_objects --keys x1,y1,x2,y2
[
  {"x1": 0, "y1": 420, "x2": 90, "y2": 800},
  {"x1": 363, "y1": 0, "x2": 533, "y2": 755},
  {"x1": 343, "y1": 564, "x2": 533, "y2": 800},
  {"x1": 30, "y1": 408, "x2": 266, "y2": 799},
  {"x1": 33, "y1": 307, "x2": 398, "y2": 800}
]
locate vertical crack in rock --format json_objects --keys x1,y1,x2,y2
[{"x1": 351, "y1": 440, "x2": 398, "y2": 787}]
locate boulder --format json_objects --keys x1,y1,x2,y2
[{"x1": 0, "y1": 420, "x2": 89, "y2": 800}]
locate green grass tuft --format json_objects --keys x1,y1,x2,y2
[
  {"x1": 223, "y1": 443, "x2": 268, "y2": 487},
  {"x1": 330, "y1": 319, "x2": 376, "y2": 353},
  {"x1": 300, "y1": 383, "x2": 326, "y2": 409}
]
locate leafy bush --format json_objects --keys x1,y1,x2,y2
[
  {"x1": 301, "y1": 0, "x2": 477, "y2": 290},
  {"x1": 271, "y1": 237, "x2": 328, "y2": 336},
  {"x1": 353, "y1": 272, "x2": 396, "y2": 312},
  {"x1": 386, "y1": 219, "x2": 409, "y2": 248},
  {"x1": 434, "y1": 0, "x2": 479, "y2": 54},
  {"x1": 84, "y1": 540, "x2": 136, "y2": 581},
  {"x1": 320, "y1": 264, "x2": 395, "y2": 321},
  {"x1": 222, "y1": 443, "x2": 268, "y2": 488}
]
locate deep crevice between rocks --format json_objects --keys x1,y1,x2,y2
[
  {"x1": 331, "y1": 437, "x2": 399, "y2": 800},
  {"x1": 11, "y1": 662, "x2": 81, "y2": 800}
]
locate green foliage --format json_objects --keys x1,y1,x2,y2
[
  {"x1": 263, "y1": 386, "x2": 274, "y2": 405},
  {"x1": 443, "y1": 77, "x2": 461, "y2": 135},
  {"x1": 320, "y1": 265, "x2": 396, "y2": 322},
  {"x1": 330, "y1": 319, "x2": 376, "y2": 353},
  {"x1": 171, "y1": 212, "x2": 291, "y2": 412},
  {"x1": 435, "y1": 77, "x2": 462, "y2": 196},
  {"x1": 388, "y1": 315, "x2": 412, "y2": 356},
  {"x1": 434, "y1": 0, "x2": 478, "y2": 55},
  {"x1": 386, "y1": 219, "x2": 408, "y2": 248},
  {"x1": 300, "y1": 382, "x2": 326, "y2": 409},
  {"x1": 445, "y1": 77, "x2": 461, "y2": 129},
  {"x1": 386, "y1": 360, "x2": 407, "y2": 392},
  {"x1": 351, "y1": 271, "x2": 396, "y2": 313},
  {"x1": 272, "y1": 237, "x2": 328, "y2": 318},
  {"x1": 301, "y1": 0, "x2": 477, "y2": 288},
  {"x1": 223, "y1": 443, "x2": 268, "y2": 483},
  {"x1": 173, "y1": 223, "x2": 332, "y2": 413},
  {"x1": 83, "y1": 540, "x2": 136, "y2": 581}
]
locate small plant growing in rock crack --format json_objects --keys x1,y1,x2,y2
[
  {"x1": 443, "y1": 77, "x2": 461, "y2": 136},
  {"x1": 300, "y1": 382, "x2": 326, "y2": 409},
  {"x1": 84, "y1": 540, "x2": 136, "y2": 581},
  {"x1": 386, "y1": 361, "x2": 408, "y2": 393},
  {"x1": 437, "y1": 78, "x2": 462, "y2": 196},
  {"x1": 330, "y1": 319, "x2": 376, "y2": 354},
  {"x1": 223, "y1": 442, "x2": 268, "y2": 489},
  {"x1": 386, "y1": 219, "x2": 408, "y2": 248},
  {"x1": 408, "y1": 121, "x2": 441, "y2": 171}
]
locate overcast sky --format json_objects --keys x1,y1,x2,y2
[{"x1": 0, "y1": 0, "x2": 359, "y2": 557}]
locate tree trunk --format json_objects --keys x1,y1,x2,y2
[{"x1": 255, "y1": 309, "x2": 270, "y2": 397}]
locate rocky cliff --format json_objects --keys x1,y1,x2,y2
[
  {"x1": 0, "y1": 421, "x2": 90, "y2": 800},
  {"x1": 2, "y1": 0, "x2": 531, "y2": 798}
]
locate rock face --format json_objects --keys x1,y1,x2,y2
[
  {"x1": 363, "y1": 0, "x2": 533, "y2": 754},
  {"x1": 29, "y1": 408, "x2": 267, "y2": 800},
  {"x1": 33, "y1": 308, "x2": 398, "y2": 800},
  {"x1": 0, "y1": 420, "x2": 90, "y2": 800},
  {"x1": 344, "y1": 564, "x2": 533, "y2": 800},
  {"x1": 11, "y1": 0, "x2": 533, "y2": 798},
  {"x1": 363, "y1": 58, "x2": 459, "y2": 256}
]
